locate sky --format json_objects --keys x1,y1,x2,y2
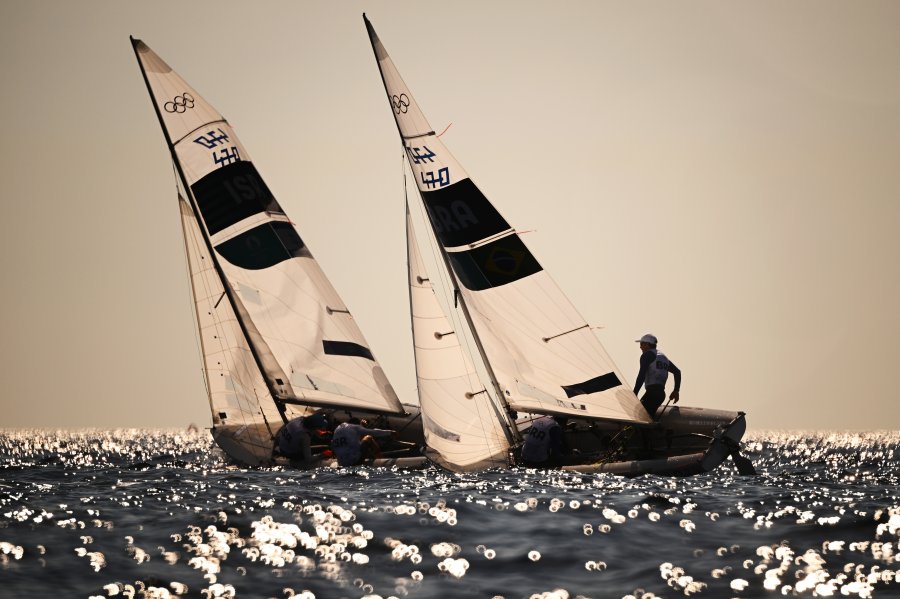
[{"x1": 2, "y1": 1, "x2": 899, "y2": 431}]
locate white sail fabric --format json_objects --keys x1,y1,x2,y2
[
  {"x1": 135, "y1": 39, "x2": 405, "y2": 425},
  {"x1": 407, "y1": 206, "x2": 510, "y2": 471},
  {"x1": 365, "y1": 18, "x2": 650, "y2": 425},
  {"x1": 179, "y1": 197, "x2": 300, "y2": 465}
]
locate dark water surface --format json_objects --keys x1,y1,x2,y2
[{"x1": 1, "y1": 430, "x2": 898, "y2": 598}]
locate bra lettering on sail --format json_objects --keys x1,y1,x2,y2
[
  {"x1": 431, "y1": 201, "x2": 478, "y2": 233},
  {"x1": 164, "y1": 93, "x2": 195, "y2": 113},
  {"x1": 392, "y1": 93, "x2": 410, "y2": 114}
]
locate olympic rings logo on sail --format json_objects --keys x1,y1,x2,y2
[
  {"x1": 164, "y1": 93, "x2": 195, "y2": 113},
  {"x1": 391, "y1": 94, "x2": 410, "y2": 114}
]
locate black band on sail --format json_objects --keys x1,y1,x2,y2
[
  {"x1": 561, "y1": 373, "x2": 621, "y2": 398},
  {"x1": 215, "y1": 221, "x2": 309, "y2": 270},
  {"x1": 421, "y1": 178, "x2": 510, "y2": 248},
  {"x1": 191, "y1": 161, "x2": 284, "y2": 235},
  {"x1": 323, "y1": 340, "x2": 375, "y2": 361},
  {"x1": 447, "y1": 234, "x2": 542, "y2": 291}
]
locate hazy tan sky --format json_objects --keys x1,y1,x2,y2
[{"x1": 2, "y1": 1, "x2": 899, "y2": 431}]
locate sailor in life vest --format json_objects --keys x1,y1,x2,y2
[
  {"x1": 330, "y1": 418, "x2": 394, "y2": 466},
  {"x1": 634, "y1": 333, "x2": 682, "y2": 419},
  {"x1": 520, "y1": 415, "x2": 567, "y2": 465}
]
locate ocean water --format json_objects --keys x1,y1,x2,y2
[{"x1": 1, "y1": 430, "x2": 898, "y2": 599}]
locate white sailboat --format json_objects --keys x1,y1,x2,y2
[
  {"x1": 365, "y1": 16, "x2": 754, "y2": 475},
  {"x1": 131, "y1": 38, "x2": 424, "y2": 467}
]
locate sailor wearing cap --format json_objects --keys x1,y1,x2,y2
[{"x1": 634, "y1": 333, "x2": 681, "y2": 419}]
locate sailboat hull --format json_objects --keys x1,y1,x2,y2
[
  {"x1": 217, "y1": 405, "x2": 426, "y2": 468},
  {"x1": 557, "y1": 405, "x2": 744, "y2": 457},
  {"x1": 560, "y1": 412, "x2": 751, "y2": 476},
  {"x1": 211, "y1": 406, "x2": 428, "y2": 468}
]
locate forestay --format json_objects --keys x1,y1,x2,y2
[
  {"x1": 133, "y1": 39, "x2": 405, "y2": 462},
  {"x1": 365, "y1": 18, "x2": 650, "y2": 425},
  {"x1": 406, "y1": 205, "x2": 511, "y2": 471}
]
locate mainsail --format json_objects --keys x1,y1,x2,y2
[
  {"x1": 133, "y1": 38, "x2": 405, "y2": 464},
  {"x1": 365, "y1": 17, "x2": 651, "y2": 426},
  {"x1": 406, "y1": 203, "x2": 512, "y2": 471}
]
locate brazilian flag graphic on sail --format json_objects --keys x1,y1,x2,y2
[{"x1": 449, "y1": 235, "x2": 542, "y2": 291}]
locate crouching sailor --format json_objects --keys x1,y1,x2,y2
[
  {"x1": 273, "y1": 412, "x2": 331, "y2": 466},
  {"x1": 634, "y1": 333, "x2": 681, "y2": 419},
  {"x1": 331, "y1": 418, "x2": 394, "y2": 466},
  {"x1": 520, "y1": 415, "x2": 569, "y2": 466}
]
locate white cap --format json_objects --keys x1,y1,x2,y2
[{"x1": 636, "y1": 333, "x2": 658, "y2": 344}]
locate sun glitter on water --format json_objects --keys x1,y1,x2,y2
[{"x1": 2, "y1": 430, "x2": 900, "y2": 598}]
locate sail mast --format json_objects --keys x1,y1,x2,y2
[
  {"x1": 365, "y1": 18, "x2": 519, "y2": 445},
  {"x1": 130, "y1": 36, "x2": 289, "y2": 426}
]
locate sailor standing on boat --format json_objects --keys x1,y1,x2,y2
[{"x1": 634, "y1": 333, "x2": 681, "y2": 419}]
